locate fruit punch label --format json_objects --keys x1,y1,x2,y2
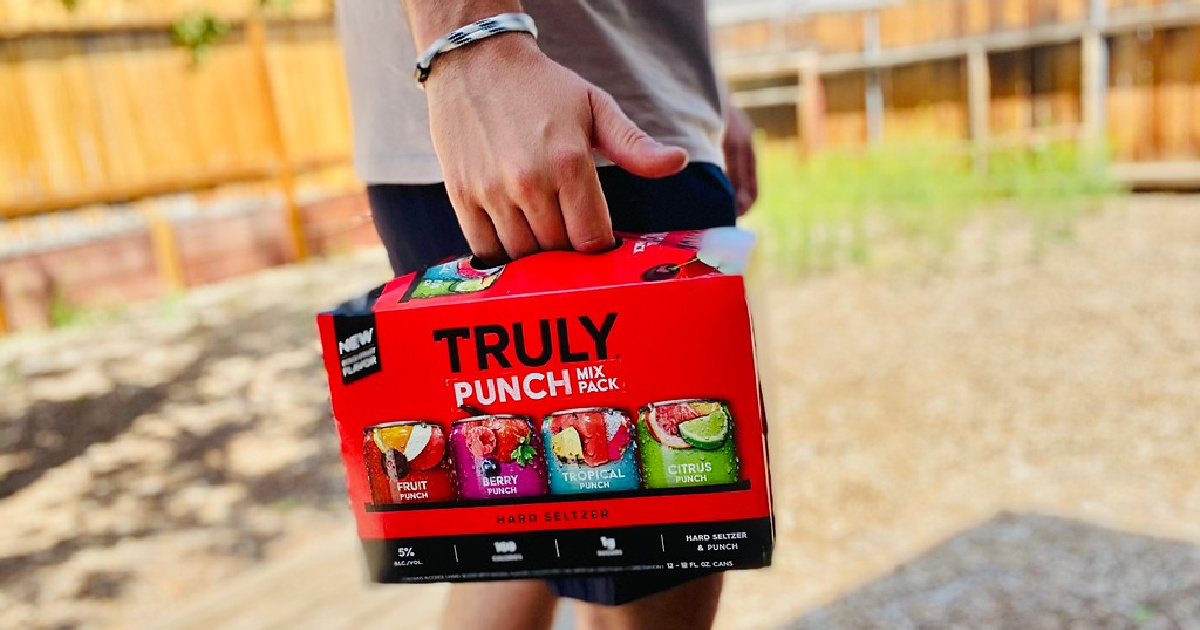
[
  {"x1": 450, "y1": 415, "x2": 549, "y2": 500},
  {"x1": 542, "y1": 408, "x2": 640, "y2": 495},
  {"x1": 364, "y1": 421, "x2": 456, "y2": 504},
  {"x1": 637, "y1": 400, "x2": 739, "y2": 489}
]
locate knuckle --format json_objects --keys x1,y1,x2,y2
[
  {"x1": 445, "y1": 181, "x2": 473, "y2": 205},
  {"x1": 506, "y1": 165, "x2": 543, "y2": 199},
  {"x1": 479, "y1": 179, "x2": 506, "y2": 204},
  {"x1": 614, "y1": 123, "x2": 648, "y2": 147},
  {"x1": 552, "y1": 147, "x2": 591, "y2": 176}
]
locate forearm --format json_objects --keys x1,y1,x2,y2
[{"x1": 400, "y1": 0, "x2": 524, "y2": 50}]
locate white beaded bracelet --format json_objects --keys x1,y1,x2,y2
[{"x1": 414, "y1": 12, "x2": 538, "y2": 85}]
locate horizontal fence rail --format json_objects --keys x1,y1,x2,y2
[{"x1": 713, "y1": 0, "x2": 1200, "y2": 178}]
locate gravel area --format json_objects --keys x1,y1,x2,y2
[
  {"x1": 718, "y1": 195, "x2": 1200, "y2": 630},
  {"x1": 1, "y1": 196, "x2": 1197, "y2": 630}
]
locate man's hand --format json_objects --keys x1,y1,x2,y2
[
  {"x1": 421, "y1": 33, "x2": 687, "y2": 263},
  {"x1": 722, "y1": 103, "x2": 758, "y2": 216}
]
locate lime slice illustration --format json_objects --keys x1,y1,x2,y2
[
  {"x1": 452, "y1": 277, "x2": 488, "y2": 293},
  {"x1": 678, "y1": 408, "x2": 729, "y2": 450},
  {"x1": 411, "y1": 279, "x2": 455, "y2": 298}
]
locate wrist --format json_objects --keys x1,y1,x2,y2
[
  {"x1": 404, "y1": 1, "x2": 524, "y2": 50},
  {"x1": 423, "y1": 32, "x2": 541, "y2": 88}
]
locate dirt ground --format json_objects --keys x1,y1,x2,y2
[{"x1": 1, "y1": 195, "x2": 1197, "y2": 630}]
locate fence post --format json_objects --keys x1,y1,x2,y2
[
  {"x1": 0, "y1": 289, "x2": 8, "y2": 335},
  {"x1": 967, "y1": 46, "x2": 991, "y2": 174},
  {"x1": 247, "y1": 15, "x2": 308, "y2": 263},
  {"x1": 798, "y1": 51, "x2": 825, "y2": 155},
  {"x1": 863, "y1": 10, "x2": 885, "y2": 145},
  {"x1": 143, "y1": 207, "x2": 186, "y2": 290},
  {"x1": 1081, "y1": 0, "x2": 1109, "y2": 169}
]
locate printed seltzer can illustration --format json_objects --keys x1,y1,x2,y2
[
  {"x1": 542, "y1": 407, "x2": 640, "y2": 494},
  {"x1": 363, "y1": 421, "x2": 456, "y2": 504},
  {"x1": 450, "y1": 414, "x2": 549, "y2": 500},
  {"x1": 636, "y1": 399, "x2": 739, "y2": 488}
]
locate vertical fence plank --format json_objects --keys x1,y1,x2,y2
[
  {"x1": 968, "y1": 47, "x2": 991, "y2": 172},
  {"x1": 246, "y1": 15, "x2": 306, "y2": 263},
  {"x1": 799, "y1": 52, "x2": 825, "y2": 154},
  {"x1": 1157, "y1": 27, "x2": 1196, "y2": 160},
  {"x1": 143, "y1": 206, "x2": 185, "y2": 289}
]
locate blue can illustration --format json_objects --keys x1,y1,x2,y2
[{"x1": 542, "y1": 407, "x2": 640, "y2": 494}]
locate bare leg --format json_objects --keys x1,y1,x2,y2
[
  {"x1": 573, "y1": 573, "x2": 724, "y2": 630},
  {"x1": 440, "y1": 580, "x2": 558, "y2": 630}
]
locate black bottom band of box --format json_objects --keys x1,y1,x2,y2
[{"x1": 362, "y1": 516, "x2": 774, "y2": 583}]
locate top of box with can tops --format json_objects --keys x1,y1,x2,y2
[{"x1": 370, "y1": 228, "x2": 756, "y2": 313}]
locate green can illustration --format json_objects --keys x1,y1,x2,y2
[
  {"x1": 636, "y1": 399, "x2": 739, "y2": 488},
  {"x1": 410, "y1": 257, "x2": 503, "y2": 299}
]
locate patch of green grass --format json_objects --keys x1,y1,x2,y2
[
  {"x1": 744, "y1": 140, "x2": 1120, "y2": 275},
  {"x1": 1129, "y1": 603, "x2": 1156, "y2": 625},
  {"x1": 49, "y1": 293, "x2": 129, "y2": 330}
]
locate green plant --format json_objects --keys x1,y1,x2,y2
[
  {"x1": 172, "y1": 12, "x2": 232, "y2": 65},
  {"x1": 49, "y1": 293, "x2": 129, "y2": 329},
  {"x1": 171, "y1": 0, "x2": 294, "y2": 65}
]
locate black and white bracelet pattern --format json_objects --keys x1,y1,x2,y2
[{"x1": 414, "y1": 12, "x2": 538, "y2": 85}]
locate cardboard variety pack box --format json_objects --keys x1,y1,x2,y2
[{"x1": 317, "y1": 228, "x2": 774, "y2": 582}]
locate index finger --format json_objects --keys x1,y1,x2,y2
[{"x1": 556, "y1": 154, "x2": 615, "y2": 253}]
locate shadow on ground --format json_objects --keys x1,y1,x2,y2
[
  {"x1": 782, "y1": 512, "x2": 1200, "y2": 629},
  {"x1": 0, "y1": 300, "x2": 349, "y2": 609}
]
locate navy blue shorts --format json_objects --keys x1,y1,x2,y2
[{"x1": 366, "y1": 163, "x2": 735, "y2": 605}]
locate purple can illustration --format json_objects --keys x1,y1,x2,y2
[{"x1": 449, "y1": 415, "x2": 549, "y2": 500}]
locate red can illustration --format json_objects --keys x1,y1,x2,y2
[
  {"x1": 450, "y1": 415, "x2": 549, "y2": 500},
  {"x1": 363, "y1": 421, "x2": 456, "y2": 504}
]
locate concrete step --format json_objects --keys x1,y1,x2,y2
[{"x1": 139, "y1": 528, "x2": 448, "y2": 630}]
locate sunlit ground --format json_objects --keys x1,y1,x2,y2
[{"x1": 2, "y1": 148, "x2": 1198, "y2": 628}]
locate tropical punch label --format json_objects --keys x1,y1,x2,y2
[{"x1": 542, "y1": 408, "x2": 640, "y2": 494}]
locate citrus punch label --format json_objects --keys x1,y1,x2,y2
[{"x1": 636, "y1": 400, "x2": 739, "y2": 488}]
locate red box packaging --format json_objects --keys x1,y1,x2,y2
[{"x1": 317, "y1": 228, "x2": 774, "y2": 582}]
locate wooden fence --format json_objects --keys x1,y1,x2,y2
[
  {"x1": 714, "y1": 0, "x2": 1200, "y2": 182},
  {"x1": 0, "y1": 0, "x2": 365, "y2": 332},
  {"x1": 0, "y1": 0, "x2": 355, "y2": 258}
]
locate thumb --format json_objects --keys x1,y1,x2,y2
[{"x1": 589, "y1": 87, "x2": 687, "y2": 178}]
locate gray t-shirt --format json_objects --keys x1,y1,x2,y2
[{"x1": 335, "y1": 0, "x2": 724, "y2": 184}]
